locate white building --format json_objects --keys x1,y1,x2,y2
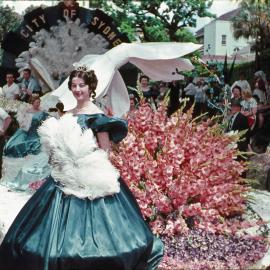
[{"x1": 196, "y1": 8, "x2": 254, "y2": 62}]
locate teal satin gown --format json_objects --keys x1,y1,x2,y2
[
  {"x1": 1, "y1": 111, "x2": 51, "y2": 191},
  {"x1": 0, "y1": 114, "x2": 164, "y2": 270},
  {"x1": 3, "y1": 111, "x2": 49, "y2": 158}
]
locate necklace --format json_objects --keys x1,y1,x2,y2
[{"x1": 74, "y1": 101, "x2": 102, "y2": 115}]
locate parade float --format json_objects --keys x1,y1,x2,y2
[
  {"x1": 110, "y1": 100, "x2": 270, "y2": 269},
  {"x1": 0, "y1": 1, "x2": 269, "y2": 269}
]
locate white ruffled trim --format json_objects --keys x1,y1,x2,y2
[
  {"x1": 16, "y1": 104, "x2": 33, "y2": 131},
  {"x1": 38, "y1": 113, "x2": 120, "y2": 200}
]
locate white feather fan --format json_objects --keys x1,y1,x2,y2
[
  {"x1": 16, "y1": 103, "x2": 33, "y2": 131},
  {"x1": 38, "y1": 114, "x2": 120, "y2": 200}
]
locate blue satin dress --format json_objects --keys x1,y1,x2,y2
[
  {"x1": 1, "y1": 111, "x2": 51, "y2": 191},
  {"x1": 3, "y1": 111, "x2": 48, "y2": 157},
  {"x1": 0, "y1": 114, "x2": 164, "y2": 270}
]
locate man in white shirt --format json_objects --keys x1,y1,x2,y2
[
  {"x1": 184, "y1": 78, "x2": 197, "y2": 97},
  {"x1": 2, "y1": 73, "x2": 20, "y2": 100}
]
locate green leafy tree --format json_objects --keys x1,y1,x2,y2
[
  {"x1": 232, "y1": 0, "x2": 270, "y2": 68},
  {"x1": 0, "y1": 5, "x2": 21, "y2": 42},
  {"x1": 175, "y1": 28, "x2": 198, "y2": 43},
  {"x1": 0, "y1": 5, "x2": 21, "y2": 62},
  {"x1": 94, "y1": 0, "x2": 214, "y2": 42}
]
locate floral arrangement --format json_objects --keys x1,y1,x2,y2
[
  {"x1": 0, "y1": 96, "x2": 24, "y2": 113},
  {"x1": 111, "y1": 101, "x2": 249, "y2": 235},
  {"x1": 159, "y1": 229, "x2": 267, "y2": 269},
  {"x1": 111, "y1": 100, "x2": 268, "y2": 268}
]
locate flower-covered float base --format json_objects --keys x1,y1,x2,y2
[
  {"x1": 159, "y1": 191, "x2": 270, "y2": 269},
  {"x1": 160, "y1": 228, "x2": 267, "y2": 270},
  {"x1": 111, "y1": 100, "x2": 269, "y2": 269}
]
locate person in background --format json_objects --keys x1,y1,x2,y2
[
  {"x1": 241, "y1": 88, "x2": 257, "y2": 129},
  {"x1": 227, "y1": 99, "x2": 249, "y2": 152},
  {"x1": 183, "y1": 77, "x2": 196, "y2": 101},
  {"x1": 125, "y1": 94, "x2": 137, "y2": 119},
  {"x1": 19, "y1": 68, "x2": 42, "y2": 102},
  {"x1": 139, "y1": 75, "x2": 159, "y2": 105},
  {"x1": 159, "y1": 81, "x2": 169, "y2": 97},
  {"x1": 1, "y1": 95, "x2": 50, "y2": 191},
  {"x1": 167, "y1": 80, "x2": 182, "y2": 116},
  {"x1": 2, "y1": 73, "x2": 20, "y2": 100},
  {"x1": 194, "y1": 78, "x2": 207, "y2": 117},
  {"x1": 231, "y1": 85, "x2": 242, "y2": 102},
  {"x1": 253, "y1": 78, "x2": 267, "y2": 105},
  {"x1": 56, "y1": 102, "x2": 65, "y2": 117},
  {"x1": 231, "y1": 72, "x2": 251, "y2": 93},
  {"x1": 0, "y1": 108, "x2": 12, "y2": 178}
]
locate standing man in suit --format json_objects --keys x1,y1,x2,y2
[
  {"x1": 19, "y1": 68, "x2": 42, "y2": 102},
  {"x1": 227, "y1": 98, "x2": 250, "y2": 152}
]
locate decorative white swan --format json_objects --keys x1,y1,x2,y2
[{"x1": 52, "y1": 42, "x2": 202, "y2": 116}]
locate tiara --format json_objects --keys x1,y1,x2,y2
[
  {"x1": 75, "y1": 65, "x2": 88, "y2": 72},
  {"x1": 74, "y1": 65, "x2": 94, "y2": 77}
]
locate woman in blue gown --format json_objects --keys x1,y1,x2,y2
[
  {"x1": 1, "y1": 95, "x2": 51, "y2": 191},
  {"x1": 0, "y1": 67, "x2": 164, "y2": 270}
]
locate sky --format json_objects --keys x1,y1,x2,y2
[{"x1": 2, "y1": 0, "x2": 240, "y2": 31}]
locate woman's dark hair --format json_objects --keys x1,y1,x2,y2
[
  {"x1": 68, "y1": 68, "x2": 98, "y2": 100},
  {"x1": 48, "y1": 108, "x2": 58, "y2": 112},
  {"x1": 232, "y1": 85, "x2": 242, "y2": 93},
  {"x1": 257, "y1": 78, "x2": 266, "y2": 92},
  {"x1": 56, "y1": 102, "x2": 65, "y2": 113},
  {"x1": 29, "y1": 95, "x2": 40, "y2": 105},
  {"x1": 139, "y1": 74, "x2": 149, "y2": 83}
]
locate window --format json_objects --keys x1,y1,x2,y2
[{"x1": 221, "y1": 35, "x2": 227, "y2": 46}]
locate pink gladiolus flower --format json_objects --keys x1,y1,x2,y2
[{"x1": 111, "y1": 101, "x2": 252, "y2": 236}]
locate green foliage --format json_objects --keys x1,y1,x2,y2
[
  {"x1": 118, "y1": 20, "x2": 137, "y2": 41},
  {"x1": 0, "y1": 5, "x2": 21, "y2": 42},
  {"x1": 94, "y1": 0, "x2": 214, "y2": 42},
  {"x1": 144, "y1": 19, "x2": 170, "y2": 42},
  {"x1": 175, "y1": 28, "x2": 197, "y2": 43},
  {"x1": 232, "y1": 0, "x2": 270, "y2": 62}
]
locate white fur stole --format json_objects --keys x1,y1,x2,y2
[{"x1": 38, "y1": 113, "x2": 120, "y2": 200}]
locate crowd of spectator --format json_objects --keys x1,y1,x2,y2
[
  {"x1": 129, "y1": 71, "x2": 270, "y2": 157},
  {"x1": 0, "y1": 68, "x2": 42, "y2": 103},
  {"x1": 0, "y1": 67, "x2": 269, "y2": 187}
]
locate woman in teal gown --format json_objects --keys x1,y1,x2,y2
[
  {"x1": 1, "y1": 95, "x2": 51, "y2": 191},
  {"x1": 0, "y1": 67, "x2": 164, "y2": 270}
]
